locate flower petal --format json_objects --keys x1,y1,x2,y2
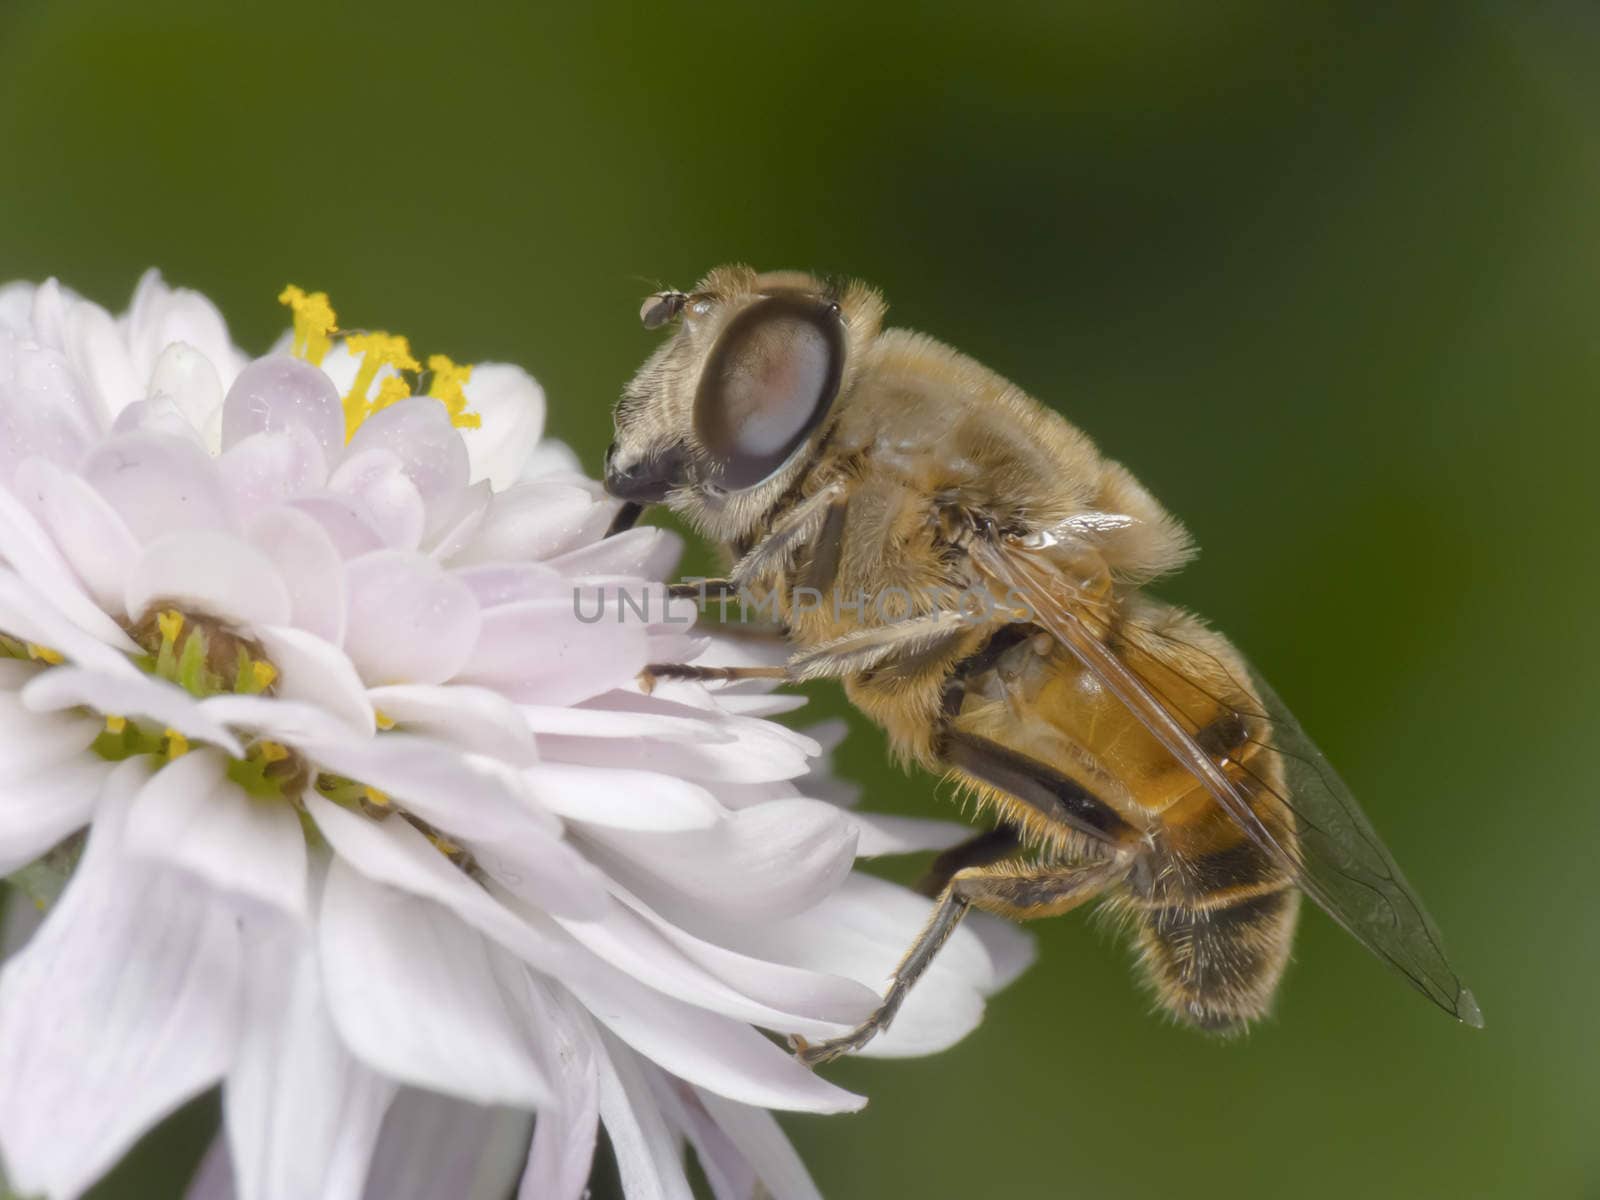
[
  {"x1": 0, "y1": 334, "x2": 98, "y2": 486},
  {"x1": 147, "y1": 341, "x2": 226, "y2": 448},
  {"x1": 342, "y1": 397, "x2": 468, "y2": 500},
  {"x1": 122, "y1": 269, "x2": 246, "y2": 395},
  {"x1": 318, "y1": 857, "x2": 552, "y2": 1107},
  {"x1": 0, "y1": 759, "x2": 109, "y2": 876},
  {"x1": 0, "y1": 483, "x2": 138, "y2": 650},
  {"x1": 329, "y1": 448, "x2": 426, "y2": 551},
  {"x1": 456, "y1": 599, "x2": 646, "y2": 706},
  {"x1": 522, "y1": 763, "x2": 720, "y2": 832},
  {"x1": 221, "y1": 354, "x2": 344, "y2": 460},
  {"x1": 0, "y1": 759, "x2": 243, "y2": 1200},
  {"x1": 125, "y1": 530, "x2": 293, "y2": 629},
  {"x1": 343, "y1": 551, "x2": 481, "y2": 686},
  {"x1": 23, "y1": 665, "x2": 244, "y2": 756},
  {"x1": 364, "y1": 683, "x2": 536, "y2": 764},
  {"x1": 288, "y1": 494, "x2": 386, "y2": 559},
  {"x1": 218, "y1": 427, "x2": 330, "y2": 511},
  {"x1": 124, "y1": 748, "x2": 309, "y2": 919},
  {"x1": 361, "y1": 1089, "x2": 531, "y2": 1200},
  {"x1": 82, "y1": 431, "x2": 233, "y2": 542},
  {"x1": 456, "y1": 363, "x2": 544, "y2": 491},
  {"x1": 224, "y1": 927, "x2": 396, "y2": 1200},
  {"x1": 452, "y1": 482, "x2": 609, "y2": 565},
  {"x1": 517, "y1": 980, "x2": 600, "y2": 1200},
  {"x1": 696, "y1": 1090, "x2": 823, "y2": 1200},
  {"x1": 246, "y1": 512, "x2": 348, "y2": 646},
  {"x1": 0, "y1": 567, "x2": 141, "y2": 674},
  {"x1": 253, "y1": 624, "x2": 374, "y2": 733},
  {"x1": 13, "y1": 456, "x2": 142, "y2": 614},
  {"x1": 591, "y1": 1032, "x2": 695, "y2": 1200}
]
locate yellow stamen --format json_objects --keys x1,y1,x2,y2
[
  {"x1": 257, "y1": 740, "x2": 289, "y2": 763},
  {"x1": 374, "y1": 709, "x2": 396, "y2": 731},
  {"x1": 104, "y1": 714, "x2": 127, "y2": 734},
  {"x1": 157, "y1": 609, "x2": 185, "y2": 645},
  {"x1": 165, "y1": 729, "x2": 190, "y2": 759},
  {"x1": 426, "y1": 354, "x2": 481, "y2": 430},
  {"x1": 368, "y1": 375, "x2": 411, "y2": 416},
  {"x1": 363, "y1": 785, "x2": 391, "y2": 808},
  {"x1": 278, "y1": 285, "x2": 338, "y2": 366},
  {"x1": 25, "y1": 643, "x2": 63, "y2": 665},
  {"x1": 342, "y1": 332, "x2": 421, "y2": 440},
  {"x1": 250, "y1": 659, "x2": 278, "y2": 691}
]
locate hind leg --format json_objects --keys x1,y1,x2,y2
[{"x1": 790, "y1": 857, "x2": 1127, "y2": 1066}]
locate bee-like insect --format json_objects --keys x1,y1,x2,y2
[{"x1": 603, "y1": 265, "x2": 1480, "y2": 1063}]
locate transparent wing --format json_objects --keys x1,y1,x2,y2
[{"x1": 970, "y1": 533, "x2": 1482, "y2": 1026}]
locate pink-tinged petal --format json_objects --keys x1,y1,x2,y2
[
  {"x1": 523, "y1": 703, "x2": 730, "y2": 744},
  {"x1": 253, "y1": 625, "x2": 373, "y2": 732},
  {"x1": 147, "y1": 342, "x2": 225, "y2": 448},
  {"x1": 0, "y1": 568, "x2": 138, "y2": 675},
  {"x1": 245, "y1": 509, "x2": 347, "y2": 645},
  {"x1": 122, "y1": 270, "x2": 246, "y2": 393},
  {"x1": 287, "y1": 494, "x2": 385, "y2": 559},
  {"x1": 696, "y1": 1090, "x2": 823, "y2": 1200},
  {"x1": 329, "y1": 448, "x2": 425, "y2": 551},
  {"x1": 0, "y1": 334, "x2": 99, "y2": 484},
  {"x1": 82, "y1": 431, "x2": 233, "y2": 542},
  {"x1": 452, "y1": 482, "x2": 609, "y2": 566},
  {"x1": 343, "y1": 551, "x2": 480, "y2": 685},
  {"x1": 516, "y1": 439, "x2": 585, "y2": 482},
  {"x1": 306, "y1": 793, "x2": 596, "y2": 956},
  {"x1": 456, "y1": 599, "x2": 645, "y2": 706},
  {"x1": 0, "y1": 760, "x2": 244, "y2": 1200},
  {"x1": 582, "y1": 798, "x2": 856, "y2": 925},
  {"x1": 591, "y1": 1033, "x2": 695, "y2": 1200},
  {"x1": 0, "y1": 281, "x2": 34, "y2": 333},
  {"x1": 221, "y1": 354, "x2": 344, "y2": 459},
  {"x1": 517, "y1": 980, "x2": 600, "y2": 1200},
  {"x1": 0, "y1": 483, "x2": 138, "y2": 650},
  {"x1": 342, "y1": 397, "x2": 468, "y2": 500},
  {"x1": 362, "y1": 1089, "x2": 531, "y2": 1200},
  {"x1": 0, "y1": 759, "x2": 108, "y2": 876},
  {"x1": 653, "y1": 1078, "x2": 758, "y2": 1200},
  {"x1": 26, "y1": 278, "x2": 76, "y2": 353},
  {"x1": 225, "y1": 928, "x2": 396, "y2": 1200},
  {"x1": 23, "y1": 665, "x2": 245, "y2": 756},
  {"x1": 421, "y1": 480, "x2": 490, "y2": 561},
  {"x1": 218, "y1": 427, "x2": 330, "y2": 511},
  {"x1": 64, "y1": 293, "x2": 141, "y2": 421},
  {"x1": 111, "y1": 394, "x2": 211, "y2": 444},
  {"x1": 318, "y1": 858, "x2": 552, "y2": 1107},
  {"x1": 125, "y1": 749, "x2": 309, "y2": 919},
  {"x1": 569, "y1": 974, "x2": 863, "y2": 1115},
  {"x1": 364, "y1": 684, "x2": 536, "y2": 763},
  {"x1": 201, "y1": 695, "x2": 369, "y2": 751},
  {"x1": 533, "y1": 724, "x2": 811, "y2": 783},
  {"x1": 455, "y1": 363, "x2": 544, "y2": 491},
  {"x1": 185, "y1": 1135, "x2": 234, "y2": 1200},
  {"x1": 523, "y1": 763, "x2": 720, "y2": 831},
  {"x1": 125, "y1": 530, "x2": 292, "y2": 628},
  {"x1": 713, "y1": 692, "x2": 810, "y2": 718},
  {"x1": 846, "y1": 812, "x2": 973, "y2": 857},
  {"x1": 12, "y1": 457, "x2": 139, "y2": 614},
  {"x1": 0, "y1": 661, "x2": 100, "y2": 775},
  {"x1": 455, "y1": 561, "x2": 568, "y2": 608},
  {"x1": 545, "y1": 525, "x2": 683, "y2": 581}
]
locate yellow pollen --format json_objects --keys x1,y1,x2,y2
[
  {"x1": 374, "y1": 709, "x2": 396, "y2": 731},
  {"x1": 278, "y1": 285, "x2": 338, "y2": 366},
  {"x1": 250, "y1": 659, "x2": 278, "y2": 690},
  {"x1": 363, "y1": 785, "x2": 391, "y2": 808},
  {"x1": 429, "y1": 832, "x2": 462, "y2": 857},
  {"x1": 25, "y1": 643, "x2": 63, "y2": 665},
  {"x1": 342, "y1": 332, "x2": 421, "y2": 441},
  {"x1": 368, "y1": 376, "x2": 411, "y2": 416},
  {"x1": 257, "y1": 740, "x2": 290, "y2": 763},
  {"x1": 104, "y1": 714, "x2": 127, "y2": 734},
  {"x1": 157, "y1": 609, "x2": 185, "y2": 645},
  {"x1": 165, "y1": 729, "x2": 190, "y2": 759},
  {"x1": 426, "y1": 354, "x2": 481, "y2": 430}
]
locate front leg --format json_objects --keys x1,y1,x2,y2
[{"x1": 790, "y1": 856, "x2": 1128, "y2": 1066}]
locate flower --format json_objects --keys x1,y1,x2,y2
[{"x1": 0, "y1": 273, "x2": 1032, "y2": 1200}]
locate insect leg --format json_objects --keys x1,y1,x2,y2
[
  {"x1": 726, "y1": 482, "x2": 847, "y2": 590},
  {"x1": 790, "y1": 858, "x2": 1126, "y2": 1066},
  {"x1": 604, "y1": 501, "x2": 646, "y2": 538},
  {"x1": 915, "y1": 822, "x2": 1023, "y2": 898},
  {"x1": 636, "y1": 663, "x2": 791, "y2": 692}
]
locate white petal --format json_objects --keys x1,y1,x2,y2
[
  {"x1": 225, "y1": 928, "x2": 396, "y2": 1200},
  {"x1": 523, "y1": 763, "x2": 721, "y2": 831},
  {"x1": 125, "y1": 748, "x2": 308, "y2": 919},
  {"x1": 0, "y1": 760, "x2": 243, "y2": 1200},
  {"x1": 0, "y1": 759, "x2": 108, "y2": 876},
  {"x1": 245, "y1": 511, "x2": 348, "y2": 645},
  {"x1": 82, "y1": 431, "x2": 233, "y2": 543},
  {"x1": 545, "y1": 525, "x2": 683, "y2": 580},
  {"x1": 342, "y1": 396, "x2": 469, "y2": 500},
  {"x1": 318, "y1": 858, "x2": 552, "y2": 1107},
  {"x1": 456, "y1": 598, "x2": 646, "y2": 706},
  {"x1": 516, "y1": 980, "x2": 600, "y2": 1200},
  {"x1": 64, "y1": 294, "x2": 141, "y2": 421},
  {"x1": 0, "y1": 567, "x2": 141, "y2": 674},
  {"x1": 0, "y1": 661, "x2": 100, "y2": 774},
  {"x1": 452, "y1": 482, "x2": 609, "y2": 565},
  {"x1": 421, "y1": 480, "x2": 491, "y2": 561},
  {"x1": 343, "y1": 551, "x2": 481, "y2": 685},
  {"x1": 846, "y1": 812, "x2": 975, "y2": 856},
  {"x1": 362, "y1": 1090, "x2": 531, "y2": 1200},
  {"x1": 0, "y1": 334, "x2": 98, "y2": 486},
  {"x1": 122, "y1": 270, "x2": 246, "y2": 394},
  {"x1": 254, "y1": 624, "x2": 374, "y2": 732},
  {"x1": 696, "y1": 1090, "x2": 822, "y2": 1200},
  {"x1": 23, "y1": 665, "x2": 244, "y2": 756},
  {"x1": 111, "y1": 394, "x2": 210, "y2": 444},
  {"x1": 329, "y1": 448, "x2": 426, "y2": 551},
  {"x1": 455, "y1": 561, "x2": 568, "y2": 607},
  {"x1": 592, "y1": 1032, "x2": 694, "y2": 1200},
  {"x1": 221, "y1": 354, "x2": 344, "y2": 459},
  {"x1": 520, "y1": 702, "x2": 730, "y2": 744},
  {"x1": 0, "y1": 483, "x2": 137, "y2": 650},
  {"x1": 455, "y1": 363, "x2": 544, "y2": 491},
  {"x1": 582, "y1": 798, "x2": 856, "y2": 925},
  {"x1": 364, "y1": 684, "x2": 536, "y2": 763},
  {"x1": 533, "y1": 724, "x2": 810, "y2": 783},
  {"x1": 125, "y1": 530, "x2": 292, "y2": 628},
  {"x1": 517, "y1": 438, "x2": 584, "y2": 481},
  {"x1": 645, "y1": 1071, "x2": 756, "y2": 1200},
  {"x1": 288, "y1": 494, "x2": 386, "y2": 559},
  {"x1": 218, "y1": 427, "x2": 330, "y2": 511},
  {"x1": 147, "y1": 341, "x2": 225, "y2": 440},
  {"x1": 12, "y1": 456, "x2": 141, "y2": 614}
]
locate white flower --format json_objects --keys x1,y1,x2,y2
[{"x1": 0, "y1": 274, "x2": 1032, "y2": 1200}]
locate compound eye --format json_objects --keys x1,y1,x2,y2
[
  {"x1": 693, "y1": 294, "x2": 844, "y2": 490},
  {"x1": 639, "y1": 291, "x2": 687, "y2": 329}
]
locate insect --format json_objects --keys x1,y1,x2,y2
[{"x1": 603, "y1": 264, "x2": 1481, "y2": 1063}]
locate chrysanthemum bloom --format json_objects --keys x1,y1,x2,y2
[{"x1": 0, "y1": 275, "x2": 1031, "y2": 1200}]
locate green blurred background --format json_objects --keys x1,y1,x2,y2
[{"x1": 2, "y1": 1, "x2": 1596, "y2": 1196}]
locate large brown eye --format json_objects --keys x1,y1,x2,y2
[{"x1": 693, "y1": 293, "x2": 844, "y2": 489}]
